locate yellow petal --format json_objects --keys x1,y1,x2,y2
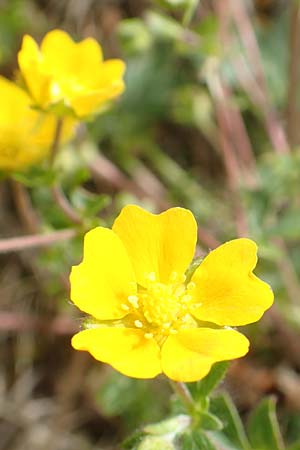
[
  {"x1": 70, "y1": 227, "x2": 136, "y2": 320},
  {"x1": 42, "y1": 31, "x2": 103, "y2": 80},
  {"x1": 71, "y1": 81, "x2": 125, "y2": 117},
  {"x1": 94, "y1": 59, "x2": 126, "y2": 87},
  {"x1": 18, "y1": 34, "x2": 51, "y2": 106},
  {"x1": 0, "y1": 75, "x2": 76, "y2": 170},
  {"x1": 112, "y1": 205, "x2": 197, "y2": 286},
  {"x1": 71, "y1": 60, "x2": 125, "y2": 117},
  {"x1": 72, "y1": 328, "x2": 161, "y2": 379},
  {"x1": 191, "y1": 239, "x2": 274, "y2": 326},
  {"x1": 161, "y1": 328, "x2": 249, "y2": 382}
]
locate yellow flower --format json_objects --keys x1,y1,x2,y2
[
  {"x1": 0, "y1": 76, "x2": 75, "y2": 171},
  {"x1": 70, "y1": 205, "x2": 273, "y2": 382},
  {"x1": 18, "y1": 29, "x2": 126, "y2": 118}
]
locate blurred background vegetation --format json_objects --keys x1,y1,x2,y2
[{"x1": 1, "y1": 0, "x2": 300, "y2": 449}]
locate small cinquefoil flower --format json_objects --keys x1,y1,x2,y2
[
  {"x1": 70, "y1": 205, "x2": 273, "y2": 382},
  {"x1": 0, "y1": 76, "x2": 75, "y2": 171},
  {"x1": 18, "y1": 29, "x2": 125, "y2": 118}
]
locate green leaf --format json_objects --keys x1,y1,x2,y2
[
  {"x1": 197, "y1": 411, "x2": 223, "y2": 431},
  {"x1": 122, "y1": 430, "x2": 146, "y2": 449},
  {"x1": 137, "y1": 436, "x2": 175, "y2": 450},
  {"x1": 288, "y1": 443, "x2": 300, "y2": 450},
  {"x1": 180, "y1": 432, "x2": 199, "y2": 450},
  {"x1": 183, "y1": 0, "x2": 199, "y2": 27},
  {"x1": 192, "y1": 431, "x2": 219, "y2": 450},
  {"x1": 144, "y1": 414, "x2": 190, "y2": 435},
  {"x1": 247, "y1": 397, "x2": 285, "y2": 450},
  {"x1": 195, "y1": 362, "x2": 229, "y2": 401},
  {"x1": 210, "y1": 393, "x2": 250, "y2": 450},
  {"x1": 178, "y1": 431, "x2": 219, "y2": 450},
  {"x1": 146, "y1": 11, "x2": 184, "y2": 41}
]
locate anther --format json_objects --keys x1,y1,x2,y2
[
  {"x1": 144, "y1": 332, "x2": 153, "y2": 339},
  {"x1": 182, "y1": 294, "x2": 192, "y2": 303},
  {"x1": 147, "y1": 272, "x2": 156, "y2": 282},
  {"x1": 134, "y1": 320, "x2": 143, "y2": 328},
  {"x1": 128, "y1": 295, "x2": 139, "y2": 308}
]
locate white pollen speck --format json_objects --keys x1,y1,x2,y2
[
  {"x1": 134, "y1": 320, "x2": 143, "y2": 328},
  {"x1": 144, "y1": 332, "x2": 153, "y2": 339},
  {"x1": 147, "y1": 272, "x2": 156, "y2": 282},
  {"x1": 170, "y1": 329, "x2": 178, "y2": 334},
  {"x1": 121, "y1": 304, "x2": 130, "y2": 311},
  {"x1": 128, "y1": 295, "x2": 139, "y2": 308},
  {"x1": 187, "y1": 282, "x2": 196, "y2": 290}
]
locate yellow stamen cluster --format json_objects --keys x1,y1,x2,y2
[{"x1": 123, "y1": 272, "x2": 198, "y2": 343}]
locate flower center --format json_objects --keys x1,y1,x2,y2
[{"x1": 123, "y1": 272, "x2": 198, "y2": 343}]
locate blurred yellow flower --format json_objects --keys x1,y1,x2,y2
[
  {"x1": 70, "y1": 205, "x2": 273, "y2": 382},
  {"x1": 18, "y1": 29, "x2": 126, "y2": 118},
  {"x1": 0, "y1": 76, "x2": 75, "y2": 171}
]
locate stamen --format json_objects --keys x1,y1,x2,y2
[
  {"x1": 147, "y1": 272, "x2": 156, "y2": 282},
  {"x1": 134, "y1": 320, "x2": 143, "y2": 328},
  {"x1": 170, "y1": 272, "x2": 186, "y2": 283},
  {"x1": 181, "y1": 294, "x2": 192, "y2": 303},
  {"x1": 144, "y1": 332, "x2": 153, "y2": 339},
  {"x1": 128, "y1": 295, "x2": 139, "y2": 308}
]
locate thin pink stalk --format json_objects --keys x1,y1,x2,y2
[
  {"x1": 229, "y1": 0, "x2": 289, "y2": 154},
  {"x1": 0, "y1": 311, "x2": 76, "y2": 335},
  {"x1": 0, "y1": 229, "x2": 76, "y2": 254}
]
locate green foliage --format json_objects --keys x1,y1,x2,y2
[
  {"x1": 247, "y1": 397, "x2": 285, "y2": 450},
  {"x1": 98, "y1": 372, "x2": 170, "y2": 432}
]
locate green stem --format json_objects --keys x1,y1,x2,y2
[
  {"x1": 49, "y1": 117, "x2": 64, "y2": 165},
  {"x1": 169, "y1": 380, "x2": 194, "y2": 414},
  {"x1": 49, "y1": 117, "x2": 82, "y2": 225}
]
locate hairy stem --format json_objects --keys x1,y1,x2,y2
[{"x1": 169, "y1": 380, "x2": 194, "y2": 413}]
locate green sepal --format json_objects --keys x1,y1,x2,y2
[
  {"x1": 194, "y1": 361, "x2": 229, "y2": 402},
  {"x1": 185, "y1": 256, "x2": 202, "y2": 283}
]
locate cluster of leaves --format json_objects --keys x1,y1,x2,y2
[{"x1": 123, "y1": 363, "x2": 300, "y2": 450}]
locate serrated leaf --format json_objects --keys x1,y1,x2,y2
[
  {"x1": 210, "y1": 393, "x2": 250, "y2": 450},
  {"x1": 247, "y1": 397, "x2": 285, "y2": 450},
  {"x1": 195, "y1": 361, "x2": 229, "y2": 401}
]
